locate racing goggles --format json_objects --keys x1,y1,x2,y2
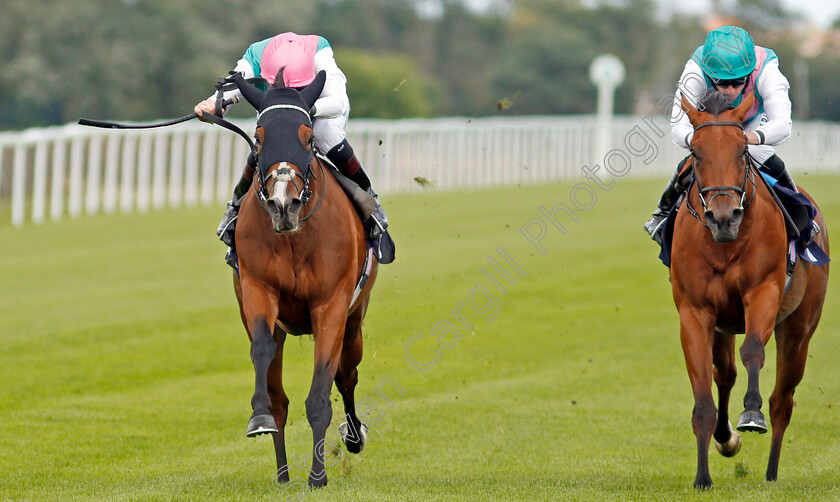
[{"x1": 710, "y1": 76, "x2": 748, "y2": 88}]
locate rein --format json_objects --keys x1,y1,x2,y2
[
  {"x1": 79, "y1": 73, "x2": 325, "y2": 222},
  {"x1": 78, "y1": 76, "x2": 268, "y2": 130},
  {"x1": 684, "y1": 121, "x2": 757, "y2": 227}
]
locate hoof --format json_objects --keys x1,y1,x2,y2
[
  {"x1": 246, "y1": 414, "x2": 278, "y2": 437},
  {"x1": 693, "y1": 476, "x2": 713, "y2": 490},
  {"x1": 736, "y1": 410, "x2": 768, "y2": 434},
  {"x1": 309, "y1": 476, "x2": 328, "y2": 489},
  {"x1": 338, "y1": 421, "x2": 368, "y2": 453},
  {"x1": 713, "y1": 422, "x2": 742, "y2": 457}
]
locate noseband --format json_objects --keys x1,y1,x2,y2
[
  {"x1": 686, "y1": 121, "x2": 757, "y2": 226},
  {"x1": 256, "y1": 157, "x2": 326, "y2": 223},
  {"x1": 263, "y1": 163, "x2": 307, "y2": 200}
]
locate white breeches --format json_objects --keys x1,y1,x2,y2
[{"x1": 313, "y1": 107, "x2": 350, "y2": 153}]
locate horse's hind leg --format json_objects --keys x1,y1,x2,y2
[
  {"x1": 335, "y1": 313, "x2": 367, "y2": 454},
  {"x1": 712, "y1": 332, "x2": 741, "y2": 457},
  {"x1": 267, "y1": 328, "x2": 291, "y2": 484},
  {"x1": 766, "y1": 307, "x2": 821, "y2": 481}
]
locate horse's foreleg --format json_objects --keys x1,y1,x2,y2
[
  {"x1": 738, "y1": 284, "x2": 780, "y2": 434},
  {"x1": 268, "y1": 328, "x2": 291, "y2": 484},
  {"x1": 305, "y1": 304, "x2": 348, "y2": 488},
  {"x1": 679, "y1": 307, "x2": 716, "y2": 489},
  {"x1": 766, "y1": 314, "x2": 817, "y2": 481},
  {"x1": 712, "y1": 332, "x2": 741, "y2": 456},
  {"x1": 335, "y1": 314, "x2": 366, "y2": 454},
  {"x1": 241, "y1": 281, "x2": 281, "y2": 437}
]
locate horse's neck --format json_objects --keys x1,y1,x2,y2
[
  {"x1": 296, "y1": 162, "x2": 364, "y2": 249},
  {"x1": 307, "y1": 160, "x2": 352, "y2": 221}
]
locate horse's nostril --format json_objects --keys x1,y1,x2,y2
[
  {"x1": 287, "y1": 198, "x2": 302, "y2": 216},
  {"x1": 704, "y1": 211, "x2": 716, "y2": 225}
]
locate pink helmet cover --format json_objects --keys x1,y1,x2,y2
[{"x1": 260, "y1": 33, "x2": 319, "y2": 88}]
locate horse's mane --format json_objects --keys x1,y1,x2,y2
[{"x1": 698, "y1": 90, "x2": 734, "y2": 117}]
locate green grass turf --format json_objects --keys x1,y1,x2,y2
[{"x1": 1, "y1": 174, "x2": 838, "y2": 501}]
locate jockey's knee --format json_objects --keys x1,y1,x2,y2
[
  {"x1": 677, "y1": 154, "x2": 691, "y2": 173},
  {"x1": 759, "y1": 154, "x2": 786, "y2": 179},
  {"x1": 748, "y1": 144, "x2": 776, "y2": 166},
  {"x1": 313, "y1": 116, "x2": 347, "y2": 153}
]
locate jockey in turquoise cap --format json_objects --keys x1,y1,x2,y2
[{"x1": 644, "y1": 25, "x2": 820, "y2": 247}]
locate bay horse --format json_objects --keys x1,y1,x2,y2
[
  {"x1": 228, "y1": 71, "x2": 377, "y2": 488},
  {"x1": 671, "y1": 90, "x2": 829, "y2": 488}
]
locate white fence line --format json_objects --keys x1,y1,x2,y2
[{"x1": 1, "y1": 115, "x2": 839, "y2": 226}]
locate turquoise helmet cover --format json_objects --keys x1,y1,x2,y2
[{"x1": 701, "y1": 26, "x2": 756, "y2": 80}]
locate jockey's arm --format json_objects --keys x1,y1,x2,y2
[
  {"x1": 752, "y1": 59, "x2": 792, "y2": 146},
  {"x1": 671, "y1": 59, "x2": 706, "y2": 149},
  {"x1": 310, "y1": 46, "x2": 348, "y2": 119},
  {"x1": 194, "y1": 59, "x2": 254, "y2": 118}
]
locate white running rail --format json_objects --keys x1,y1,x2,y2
[{"x1": 1, "y1": 116, "x2": 838, "y2": 226}]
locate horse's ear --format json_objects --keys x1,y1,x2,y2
[
  {"x1": 300, "y1": 71, "x2": 326, "y2": 110},
  {"x1": 680, "y1": 94, "x2": 702, "y2": 127},
  {"x1": 731, "y1": 91, "x2": 756, "y2": 123},
  {"x1": 231, "y1": 72, "x2": 265, "y2": 110}
]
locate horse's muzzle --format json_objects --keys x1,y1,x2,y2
[
  {"x1": 266, "y1": 197, "x2": 303, "y2": 233},
  {"x1": 705, "y1": 207, "x2": 743, "y2": 243}
]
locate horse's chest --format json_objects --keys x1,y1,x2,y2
[{"x1": 705, "y1": 276, "x2": 745, "y2": 318}]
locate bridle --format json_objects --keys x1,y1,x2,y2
[
  {"x1": 252, "y1": 103, "x2": 325, "y2": 222},
  {"x1": 684, "y1": 121, "x2": 758, "y2": 227},
  {"x1": 256, "y1": 156, "x2": 326, "y2": 223}
]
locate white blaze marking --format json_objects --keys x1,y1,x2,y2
[{"x1": 270, "y1": 162, "x2": 294, "y2": 205}]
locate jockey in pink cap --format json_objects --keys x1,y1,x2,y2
[
  {"x1": 195, "y1": 32, "x2": 391, "y2": 264},
  {"x1": 259, "y1": 33, "x2": 318, "y2": 87}
]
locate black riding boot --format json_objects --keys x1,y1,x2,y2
[
  {"x1": 217, "y1": 153, "x2": 256, "y2": 247},
  {"x1": 327, "y1": 140, "x2": 390, "y2": 237},
  {"x1": 759, "y1": 154, "x2": 820, "y2": 247},
  {"x1": 327, "y1": 140, "x2": 394, "y2": 263},
  {"x1": 644, "y1": 156, "x2": 691, "y2": 242},
  {"x1": 759, "y1": 154, "x2": 797, "y2": 192}
]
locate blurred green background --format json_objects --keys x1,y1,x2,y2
[{"x1": 3, "y1": 0, "x2": 840, "y2": 129}]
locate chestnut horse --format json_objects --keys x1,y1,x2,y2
[
  {"x1": 671, "y1": 91, "x2": 829, "y2": 488},
  {"x1": 228, "y1": 71, "x2": 377, "y2": 488}
]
